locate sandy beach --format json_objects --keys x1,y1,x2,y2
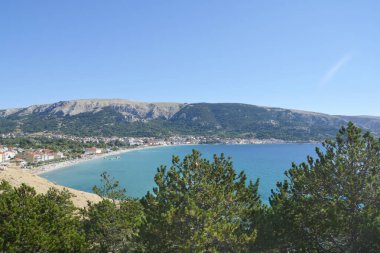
[
  {"x1": 0, "y1": 166, "x2": 102, "y2": 208},
  {"x1": 32, "y1": 144, "x2": 189, "y2": 175}
]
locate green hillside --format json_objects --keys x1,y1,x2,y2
[{"x1": 1, "y1": 101, "x2": 379, "y2": 141}]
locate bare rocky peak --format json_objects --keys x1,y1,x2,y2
[
  {"x1": 0, "y1": 108, "x2": 22, "y2": 117},
  {"x1": 0, "y1": 99, "x2": 184, "y2": 119}
]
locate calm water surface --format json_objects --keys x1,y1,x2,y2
[{"x1": 42, "y1": 144, "x2": 319, "y2": 202}]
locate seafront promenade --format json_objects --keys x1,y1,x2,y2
[{"x1": 32, "y1": 145, "x2": 170, "y2": 175}]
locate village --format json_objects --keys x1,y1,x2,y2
[{"x1": 0, "y1": 133, "x2": 289, "y2": 169}]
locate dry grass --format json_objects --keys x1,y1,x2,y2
[{"x1": 0, "y1": 166, "x2": 102, "y2": 208}]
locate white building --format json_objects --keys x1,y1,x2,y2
[
  {"x1": 4, "y1": 151, "x2": 16, "y2": 161},
  {"x1": 55, "y1": 152, "x2": 65, "y2": 159},
  {"x1": 84, "y1": 147, "x2": 103, "y2": 155}
]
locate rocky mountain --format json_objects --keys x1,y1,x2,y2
[
  {"x1": 0, "y1": 99, "x2": 183, "y2": 120},
  {"x1": 338, "y1": 115, "x2": 380, "y2": 134},
  {"x1": 0, "y1": 99, "x2": 379, "y2": 141}
]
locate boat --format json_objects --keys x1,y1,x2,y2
[{"x1": 104, "y1": 156, "x2": 121, "y2": 160}]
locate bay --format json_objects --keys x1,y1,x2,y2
[{"x1": 41, "y1": 144, "x2": 319, "y2": 202}]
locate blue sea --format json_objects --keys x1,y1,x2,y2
[{"x1": 41, "y1": 144, "x2": 319, "y2": 202}]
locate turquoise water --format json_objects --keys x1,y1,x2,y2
[{"x1": 41, "y1": 144, "x2": 319, "y2": 202}]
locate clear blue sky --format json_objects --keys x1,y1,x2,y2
[{"x1": 1, "y1": 1, "x2": 379, "y2": 115}]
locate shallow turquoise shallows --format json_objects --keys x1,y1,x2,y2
[{"x1": 41, "y1": 144, "x2": 319, "y2": 202}]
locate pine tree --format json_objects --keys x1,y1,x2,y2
[
  {"x1": 83, "y1": 172, "x2": 145, "y2": 252},
  {"x1": 92, "y1": 171, "x2": 127, "y2": 203},
  {"x1": 0, "y1": 181, "x2": 87, "y2": 252},
  {"x1": 268, "y1": 123, "x2": 380, "y2": 252},
  {"x1": 141, "y1": 150, "x2": 262, "y2": 252}
]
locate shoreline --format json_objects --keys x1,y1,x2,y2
[
  {"x1": 31, "y1": 142, "x2": 316, "y2": 175},
  {"x1": 32, "y1": 144, "x2": 192, "y2": 175}
]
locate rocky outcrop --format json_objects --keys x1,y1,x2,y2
[{"x1": 0, "y1": 99, "x2": 183, "y2": 120}]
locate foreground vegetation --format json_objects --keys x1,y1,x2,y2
[{"x1": 0, "y1": 123, "x2": 379, "y2": 252}]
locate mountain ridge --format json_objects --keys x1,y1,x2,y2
[
  {"x1": 0, "y1": 99, "x2": 183, "y2": 118},
  {"x1": 1, "y1": 99, "x2": 379, "y2": 141}
]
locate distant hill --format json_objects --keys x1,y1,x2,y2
[
  {"x1": 338, "y1": 115, "x2": 380, "y2": 134},
  {"x1": 1, "y1": 99, "x2": 379, "y2": 141}
]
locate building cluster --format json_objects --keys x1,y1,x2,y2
[
  {"x1": 117, "y1": 135, "x2": 286, "y2": 146},
  {"x1": 84, "y1": 147, "x2": 103, "y2": 155},
  {"x1": 13, "y1": 132, "x2": 290, "y2": 147},
  {"x1": 0, "y1": 133, "x2": 20, "y2": 139},
  {"x1": 0, "y1": 146, "x2": 66, "y2": 167},
  {"x1": 0, "y1": 146, "x2": 20, "y2": 164},
  {"x1": 20, "y1": 149, "x2": 65, "y2": 163},
  {"x1": 0, "y1": 132, "x2": 293, "y2": 169}
]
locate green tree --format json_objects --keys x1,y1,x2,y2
[
  {"x1": 268, "y1": 123, "x2": 380, "y2": 252},
  {"x1": 92, "y1": 171, "x2": 127, "y2": 203},
  {"x1": 141, "y1": 150, "x2": 262, "y2": 252},
  {"x1": 83, "y1": 200, "x2": 145, "y2": 253},
  {"x1": 0, "y1": 181, "x2": 87, "y2": 252},
  {"x1": 83, "y1": 172, "x2": 145, "y2": 253}
]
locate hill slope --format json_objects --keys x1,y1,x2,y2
[
  {"x1": 0, "y1": 99, "x2": 379, "y2": 141},
  {"x1": 0, "y1": 166, "x2": 101, "y2": 208}
]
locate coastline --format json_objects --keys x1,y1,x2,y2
[
  {"x1": 31, "y1": 141, "x2": 317, "y2": 176},
  {"x1": 32, "y1": 144, "x2": 192, "y2": 175}
]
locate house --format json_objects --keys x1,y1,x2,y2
[
  {"x1": 4, "y1": 151, "x2": 16, "y2": 161},
  {"x1": 22, "y1": 151, "x2": 42, "y2": 163},
  {"x1": 55, "y1": 152, "x2": 65, "y2": 159},
  {"x1": 10, "y1": 158, "x2": 27, "y2": 167},
  {"x1": 127, "y1": 138, "x2": 144, "y2": 146},
  {"x1": 84, "y1": 147, "x2": 102, "y2": 155},
  {"x1": 22, "y1": 149, "x2": 57, "y2": 163}
]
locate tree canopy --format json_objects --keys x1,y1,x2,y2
[
  {"x1": 0, "y1": 181, "x2": 87, "y2": 252},
  {"x1": 265, "y1": 122, "x2": 380, "y2": 252},
  {"x1": 0, "y1": 123, "x2": 379, "y2": 252},
  {"x1": 141, "y1": 150, "x2": 262, "y2": 252}
]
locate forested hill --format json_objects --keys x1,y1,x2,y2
[{"x1": 1, "y1": 99, "x2": 379, "y2": 141}]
